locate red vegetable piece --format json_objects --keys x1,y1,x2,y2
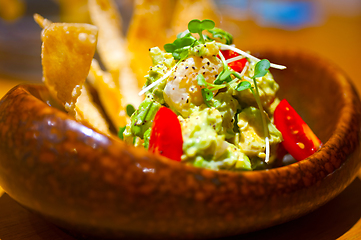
[
  {"x1": 220, "y1": 49, "x2": 248, "y2": 72},
  {"x1": 149, "y1": 106, "x2": 183, "y2": 161},
  {"x1": 274, "y1": 99, "x2": 322, "y2": 161}
]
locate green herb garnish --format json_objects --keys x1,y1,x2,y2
[
  {"x1": 206, "y1": 27, "x2": 233, "y2": 45},
  {"x1": 118, "y1": 126, "x2": 126, "y2": 140},
  {"x1": 126, "y1": 104, "x2": 136, "y2": 117},
  {"x1": 197, "y1": 74, "x2": 213, "y2": 107},
  {"x1": 250, "y1": 59, "x2": 271, "y2": 163},
  {"x1": 188, "y1": 19, "x2": 215, "y2": 44},
  {"x1": 254, "y1": 59, "x2": 271, "y2": 78},
  {"x1": 236, "y1": 81, "x2": 252, "y2": 91},
  {"x1": 164, "y1": 36, "x2": 197, "y2": 60}
]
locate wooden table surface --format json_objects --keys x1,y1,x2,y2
[
  {"x1": 1, "y1": 3, "x2": 361, "y2": 240},
  {"x1": 1, "y1": 174, "x2": 361, "y2": 240}
]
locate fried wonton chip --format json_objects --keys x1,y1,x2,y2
[
  {"x1": 34, "y1": 14, "x2": 97, "y2": 116},
  {"x1": 88, "y1": 0, "x2": 142, "y2": 108},
  {"x1": 74, "y1": 84, "x2": 110, "y2": 135},
  {"x1": 58, "y1": 0, "x2": 90, "y2": 23},
  {"x1": 88, "y1": 59, "x2": 127, "y2": 129},
  {"x1": 35, "y1": 14, "x2": 111, "y2": 135},
  {"x1": 88, "y1": 0, "x2": 125, "y2": 72},
  {"x1": 126, "y1": 0, "x2": 175, "y2": 88},
  {"x1": 170, "y1": 0, "x2": 220, "y2": 38}
]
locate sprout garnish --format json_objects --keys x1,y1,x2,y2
[
  {"x1": 218, "y1": 43, "x2": 286, "y2": 70},
  {"x1": 187, "y1": 19, "x2": 215, "y2": 44}
]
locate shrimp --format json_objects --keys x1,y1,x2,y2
[{"x1": 163, "y1": 55, "x2": 222, "y2": 117}]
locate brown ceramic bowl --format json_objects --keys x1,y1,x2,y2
[{"x1": 0, "y1": 49, "x2": 360, "y2": 240}]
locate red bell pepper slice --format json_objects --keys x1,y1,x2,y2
[
  {"x1": 149, "y1": 106, "x2": 183, "y2": 161},
  {"x1": 274, "y1": 99, "x2": 322, "y2": 161},
  {"x1": 220, "y1": 49, "x2": 248, "y2": 72}
]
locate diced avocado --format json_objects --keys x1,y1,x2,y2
[
  {"x1": 180, "y1": 108, "x2": 252, "y2": 170},
  {"x1": 189, "y1": 41, "x2": 219, "y2": 57},
  {"x1": 149, "y1": 47, "x2": 175, "y2": 68},
  {"x1": 237, "y1": 107, "x2": 282, "y2": 163},
  {"x1": 123, "y1": 95, "x2": 161, "y2": 142},
  {"x1": 211, "y1": 91, "x2": 240, "y2": 139},
  {"x1": 143, "y1": 128, "x2": 151, "y2": 149}
]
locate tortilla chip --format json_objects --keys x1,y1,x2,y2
[
  {"x1": 88, "y1": 0, "x2": 126, "y2": 73},
  {"x1": 34, "y1": 14, "x2": 98, "y2": 116},
  {"x1": 126, "y1": 0, "x2": 174, "y2": 88},
  {"x1": 58, "y1": 0, "x2": 90, "y2": 23},
  {"x1": 88, "y1": 59, "x2": 127, "y2": 129},
  {"x1": 88, "y1": 0, "x2": 142, "y2": 108},
  {"x1": 35, "y1": 15, "x2": 110, "y2": 135},
  {"x1": 75, "y1": 84, "x2": 111, "y2": 135}
]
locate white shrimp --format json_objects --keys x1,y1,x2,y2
[{"x1": 163, "y1": 55, "x2": 222, "y2": 117}]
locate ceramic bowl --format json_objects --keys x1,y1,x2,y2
[{"x1": 0, "y1": 49, "x2": 360, "y2": 240}]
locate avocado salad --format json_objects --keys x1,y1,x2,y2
[{"x1": 120, "y1": 19, "x2": 297, "y2": 171}]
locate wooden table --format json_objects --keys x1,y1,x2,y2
[{"x1": 1, "y1": 175, "x2": 361, "y2": 240}]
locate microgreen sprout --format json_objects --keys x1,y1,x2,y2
[
  {"x1": 206, "y1": 27, "x2": 233, "y2": 45},
  {"x1": 126, "y1": 104, "x2": 136, "y2": 117},
  {"x1": 249, "y1": 59, "x2": 272, "y2": 163},
  {"x1": 236, "y1": 81, "x2": 252, "y2": 91},
  {"x1": 197, "y1": 74, "x2": 213, "y2": 107},
  {"x1": 217, "y1": 43, "x2": 286, "y2": 70},
  {"x1": 188, "y1": 19, "x2": 215, "y2": 44},
  {"x1": 118, "y1": 126, "x2": 126, "y2": 140},
  {"x1": 214, "y1": 50, "x2": 233, "y2": 85},
  {"x1": 164, "y1": 35, "x2": 197, "y2": 60}
]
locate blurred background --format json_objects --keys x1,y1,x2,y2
[{"x1": 0, "y1": 0, "x2": 360, "y2": 97}]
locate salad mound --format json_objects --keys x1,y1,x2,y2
[
  {"x1": 122, "y1": 19, "x2": 288, "y2": 171},
  {"x1": 34, "y1": 11, "x2": 321, "y2": 171}
]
